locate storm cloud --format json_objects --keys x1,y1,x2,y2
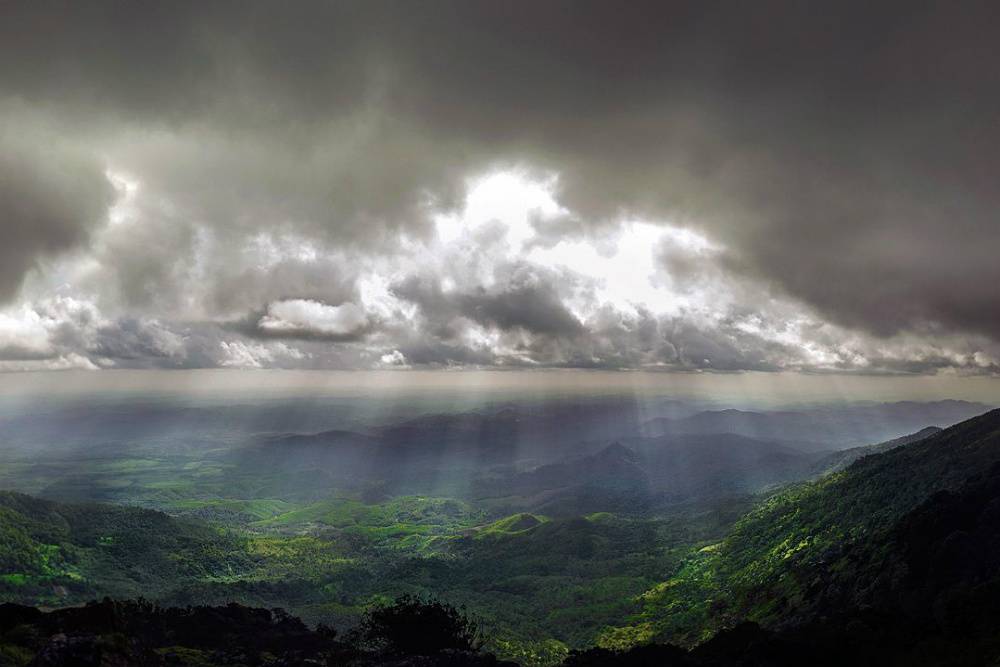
[{"x1": 1, "y1": 1, "x2": 999, "y2": 372}]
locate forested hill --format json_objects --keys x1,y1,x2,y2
[
  {"x1": 720, "y1": 406, "x2": 1000, "y2": 625},
  {"x1": 600, "y1": 407, "x2": 1000, "y2": 665},
  {"x1": 0, "y1": 491, "x2": 252, "y2": 605}
]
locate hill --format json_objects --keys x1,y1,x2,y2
[
  {"x1": 470, "y1": 443, "x2": 650, "y2": 515},
  {"x1": 720, "y1": 407, "x2": 1000, "y2": 623},
  {"x1": 610, "y1": 407, "x2": 1000, "y2": 657},
  {"x1": 625, "y1": 434, "x2": 818, "y2": 501},
  {"x1": 0, "y1": 492, "x2": 253, "y2": 607},
  {"x1": 473, "y1": 435, "x2": 821, "y2": 517}
]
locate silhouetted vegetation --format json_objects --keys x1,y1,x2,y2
[
  {"x1": 0, "y1": 597, "x2": 514, "y2": 666},
  {"x1": 353, "y1": 594, "x2": 481, "y2": 655}
]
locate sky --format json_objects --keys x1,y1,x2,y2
[{"x1": 2, "y1": 1, "x2": 1000, "y2": 377}]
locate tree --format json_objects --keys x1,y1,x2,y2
[{"x1": 354, "y1": 595, "x2": 480, "y2": 655}]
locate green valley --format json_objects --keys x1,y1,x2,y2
[{"x1": 2, "y1": 399, "x2": 999, "y2": 665}]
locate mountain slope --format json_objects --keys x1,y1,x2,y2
[
  {"x1": 625, "y1": 434, "x2": 818, "y2": 500},
  {"x1": 621, "y1": 407, "x2": 1000, "y2": 650},
  {"x1": 811, "y1": 426, "x2": 942, "y2": 475},
  {"x1": 721, "y1": 407, "x2": 1000, "y2": 622},
  {"x1": 599, "y1": 438, "x2": 1000, "y2": 666},
  {"x1": 471, "y1": 443, "x2": 650, "y2": 515}
]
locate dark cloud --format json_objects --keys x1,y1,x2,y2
[
  {"x1": 391, "y1": 266, "x2": 584, "y2": 340},
  {"x1": 1, "y1": 1, "x2": 999, "y2": 371},
  {"x1": 0, "y1": 136, "x2": 113, "y2": 302},
  {"x1": 459, "y1": 286, "x2": 583, "y2": 338}
]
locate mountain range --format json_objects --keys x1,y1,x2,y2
[{"x1": 4, "y1": 401, "x2": 1000, "y2": 664}]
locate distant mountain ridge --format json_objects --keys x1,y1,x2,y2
[
  {"x1": 230, "y1": 400, "x2": 990, "y2": 503},
  {"x1": 469, "y1": 442, "x2": 651, "y2": 515},
  {"x1": 471, "y1": 435, "x2": 823, "y2": 515},
  {"x1": 642, "y1": 400, "x2": 990, "y2": 449},
  {"x1": 625, "y1": 433, "x2": 818, "y2": 500}
]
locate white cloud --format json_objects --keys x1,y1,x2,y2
[
  {"x1": 435, "y1": 170, "x2": 564, "y2": 251},
  {"x1": 218, "y1": 340, "x2": 309, "y2": 368},
  {"x1": 258, "y1": 299, "x2": 368, "y2": 338},
  {"x1": 218, "y1": 340, "x2": 274, "y2": 368},
  {"x1": 0, "y1": 296, "x2": 107, "y2": 359},
  {"x1": 0, "y1": 308, "x2": 53, "y2": 357},
  {"x1": 3, "y1": 164, "x2": 998, "y2": 375},
  {"x1": 378, "y1": 349, "x2": 408, "y2": 367}
]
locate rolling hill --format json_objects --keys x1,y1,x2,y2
[{"x1": 0, "y1": 492, "x2": 253, "y2": 607}]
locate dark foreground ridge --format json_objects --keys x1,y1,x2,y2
[
  {"x1": 0, "y1": 596, "x2": 514, "y2": 666},
  {"x1": 6, "y1": 572, "x2": 1000, "y2": 667}
]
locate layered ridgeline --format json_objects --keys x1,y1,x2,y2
[
  {"x1": 599, "y1": 407, "x2": 1000, "y2": 664},
  {"x1": 3, "y1": 405, "x2": 1000, "y2": 665},
  {"x1": 3, "y1": 399, "x2": 985, "y2": 505}
]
